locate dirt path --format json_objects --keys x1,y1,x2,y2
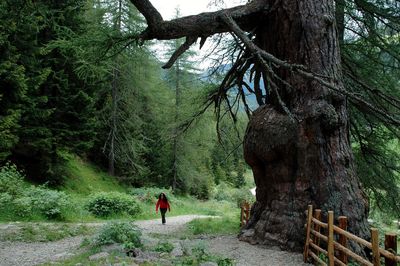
[
  {"x1": 0, "y1": 216, "x2": 309, "y2": 266},
  {"x1": 0, "y1": 215, "x2": 211, "y2": 266},
  {"x1": 208, "y1": 235, "x2": 307, "y2": 266}
]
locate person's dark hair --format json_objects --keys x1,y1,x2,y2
[{"x1": 158, "y1": 193, "x2": 168, "y2": 202}]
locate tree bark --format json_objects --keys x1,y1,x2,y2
[{"x1": 240, "y1": 0, "x2": 369, "y2": 252}]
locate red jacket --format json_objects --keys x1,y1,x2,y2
[{"x1": 156, "y1": 199, "x2": 170, "y2": 211}]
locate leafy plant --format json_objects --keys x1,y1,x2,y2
[
  {"x1": 174, "y1": 243, "x2": 234, "y2": 266},
  {"x1": 25, "y1": 187, "x2": 70, "y2": 220},
  {"x1": 92, "y1": 221, "x2": 142, "y2": 247},
  {"x1": 0, "y1": 163, "x2": 25, "y2": 196},
  {"x1": 130, "y1": 187, "x2": 175, "y2": 204},
  {"x1": 154, "y1": 240, "x2": 174, "y2": 253},
  {"x1": 86, "y1": 192, "x2": 141, "y2": 217}
]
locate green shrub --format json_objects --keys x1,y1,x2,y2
[
  {"x1": 0, "y1": 192, "x2": 12, "y2": 205},
  {"x1": 176, "y1": 243, "x2": 234, "y2": 266},
  {"x1": 12, "y1": 197, "x2": 34, "y2": 219},
  {"x1": 231, "y1": 189, "x2": 254, "y2": 208},
  {"x1": 212, "y1": 182, "x2": 255, "y2": 206},
  {"x1": 86, "y1": 192, "x2": 141, "y2": 217},
  {"x1": 0, "y1": 163, "x2": 24, "y2": 196},
  {"x1": 93, "y1": 221, "x2": 142, "y2": 247},
  {"x1": 189, "y1": 180, "x2": 210, "y2": 200},
  {"x1": 212, "y1": 183, "x2": 234, "y2": 202},
  {"x1": 25, "y1": 187, "x2": 70, "y2": 220},
  {"x1": 154, "y1": 240, "x2": 174, "y2": 253},
  {"x1": 130, "y1": 187, "x2": 174, "y2": 204}
]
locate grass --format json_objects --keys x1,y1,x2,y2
[
  {"x1": 0, "y1": 223, "x2": 94, "y2": 242},
  {"x1": 0, "y1": 153, "x2": 245, "y2": 227},
  {"x1": 135, "y1": 197, "x2": 236, "y2": 221},
  {"x1": 61, "y1": 154, "x2": 126, "y2": 196},
  {"x1": 186, "y1": 215, "x2": 240, "y2": 236}
]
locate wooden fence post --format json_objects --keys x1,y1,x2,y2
[
  {"x1": 303, "y1": 205, "x2": 313, "y2": 263},
  {"x1": 327, "y1": 211, "x2": 334, "y2": 266},
  {"x1": 384, "y1": 233, "x2": 397, "y2": 266},
  {"x1": 240, "y1": 203, "x2": 244, "y2": 226},
  {"x1": 313, "y1": 209, "x2": 322, "y2": 255},
  {"x1": 338, "y1": 216, "x2": 348, "y2": 264},
  {"x1": 371, "y1": 228, "x2": 381, "y2": 266},
  {"x1": 244, "y1": 202, "x2": 250, "y2": 224}
]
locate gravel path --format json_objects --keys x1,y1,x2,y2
[
  {"x1": 135, "y1": 214, "x2": 213, "y2": 234},
  {"x1": 0, "y1": 215, "x2": 212, "y2": 266},
  {"x1": 0, "y1": 215, "x2": 310, "y2": 266},
  {"x1": 207, "y1": 235, "x2": 309, "y2": 266},
  {"x1": 0, "y1": 236, "x2": 83, "y2": 266}
]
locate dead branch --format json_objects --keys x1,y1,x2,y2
[
  {"x1": 221, "y1": 13, "x2": 400, "y2": 126},
  {"x1": 162, "y1": 36, "x2": 197, "y2": 69},
  {"x1": 130, "y1": 0, "x2": 268, "y2": 41}
]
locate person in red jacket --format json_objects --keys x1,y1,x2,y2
[{"x1": 156, "y1": 192, "x2": 170, "y2": 224}]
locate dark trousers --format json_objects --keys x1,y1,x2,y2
[{"x1": 160, "y1": 208, "x2": 167, "y2": 224}]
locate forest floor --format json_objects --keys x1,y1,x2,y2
[{"x1": 0, "y1": 215, "x2": 309, "y2": 266}]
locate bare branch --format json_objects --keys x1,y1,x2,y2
[
  {"x1": 162, "y1": 36, "x2": 197, "y2": 69},
  {"x1": 199, "y1": 36, "x2": 208, "y2": 49},
  {"x1": 130, "y1": 0, "x2": 269, "y2": 41},
  {"x1": 221, "y1": 13, "x2": 400, "y2": 126},
  {"x1": 129, "y1": 0, "x2": 163, "y2": 27}
]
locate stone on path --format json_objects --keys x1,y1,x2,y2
[
  {"x1": 88, "y1": 251, "x2": 109, "y2": 261},
  {"x1": 200, "y1": 262, "x2": 218, "y2": 266}
]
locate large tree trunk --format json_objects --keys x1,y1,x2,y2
[
  {"x1": 240, "y1": 0, "x2": 369, "y2": 252},
  {"x1": 128, "y1": 0, "x2": 371, "y2": 253}
]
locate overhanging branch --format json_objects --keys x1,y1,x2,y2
[
  {"x1": 129, "y1": 0, "x2": 269, "y2": 41},
  {"x1": 221, "y1": 13, "x2": 400, "y2": 126},
  {"x1": 162, "y1": 36, "x2": 197, "y2": 69}
]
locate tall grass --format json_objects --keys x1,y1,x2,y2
[{"x1": 61, "y1": 154, "x2": 126, "y2": 195}]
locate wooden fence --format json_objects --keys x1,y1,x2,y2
[
  {"x1": 240, "y1": 201, "x2": 251, "y2": 226},
  {"x1": 304, "y1": 205, "x2": 400, "y2": 266}
]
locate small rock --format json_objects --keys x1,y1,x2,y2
[
  {"x1": 75, "y1": 263, "x2": 83, "y2": 266},
  {"x1": 157, "y1": 258, "x2": 173, "y2": 266},
  {"x1": 241, "y1": 229, "x2": 255, "y2": 238},
  {"x1": 159, "y1": 252, "x2": 169, "y2": 258},
  {"x1": 102, "y1": 243, "x2": 122, "y2": 253},
  {"x1": 133, "y1": 258, "x2": 151, "y2": 264},
  {"x1": 88, "y1": 252, "x2": 109, "y2": 261},
  {"x1": 200, "y1": 262, "x2": 218, "y2": 266},
  {"x1": 171, "y1": 246, "x2": 183, "y2": 257},
  {"x1": 53, "y1": 252, "x2": 73, "y2": 259}
]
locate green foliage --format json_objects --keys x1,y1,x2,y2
[
  {"x1": 0, "y1": 163, "x2": 25, "y2": 196},
  {"x1": 186, "y1": 216, "x2": 240, "y2": 236},
  {"x1": 212, "y1": 182, "x2": 255, "y2": 207},
  {"x1": 86, "y1": 192, "x2": 141, "y2": 218},
  {"x1": 61, "y1": 154, "x2": 126, "y2": 195},
  {"x1": 0, "y1": 163, "x2": 70, "y2": 220},
  {"x1": 175, "y1": 243, "x2": 234, "y2": 266},
  {"x1": 130, "y1": 187, "x2": 174, "y2": 204},
  {"x1": 9, "y1": 187, "x2": 70, "y2": 220},
  {"x1": 25, "y1": 187, "x2": 70, "y2": 220},
  {"x1": 92, "y1": 221, "x2": 142, "y2": 247},
  {"x1": 340, "y1": 0, "x2": 400, "y2": 216},
  {"x1": 154, "y1": 240, "x2": 174, "y2": 253},
  {"x1": 0, "y1": 223, "x2": 92, "y2": 242}
]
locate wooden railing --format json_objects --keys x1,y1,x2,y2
[
  {"x1": 240, "y1": 201, "x2": 251, "y2": 226},
  {"x1": 304, "y1": 205, "x2": 400, "y2": 266}
]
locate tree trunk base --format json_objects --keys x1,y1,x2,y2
[{"x1": 241, "y1": 105, "x2": 370, "y2": 253}]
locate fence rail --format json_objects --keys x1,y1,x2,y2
[{"x1": 304, "y1": 205, "x2": 400, "y2": 266}]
